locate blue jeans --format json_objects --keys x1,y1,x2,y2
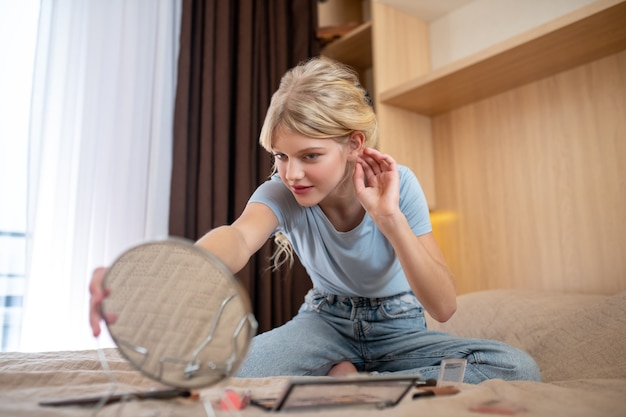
[{"x1": 237, "y1": 288, "x2": 541, "y2": 383}]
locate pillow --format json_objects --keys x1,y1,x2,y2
[
  {"x1": 426, "y1": 289, "x2": 626, "y2": 381},
  {"x1": 426, "y1": 289, "x2": 604, "y2": 346},
  {"x1": 526, "y1": 290, "x2": 626, "y2": 381}
]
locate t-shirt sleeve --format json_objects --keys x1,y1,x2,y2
[
  {"x1": 247, "y1": 174, "x2": 294, "y2": 232},
  {"x1": 398, "y1": 165, "x2": 432, "y2": 236}
]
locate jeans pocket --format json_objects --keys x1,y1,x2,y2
[{"x1": 379, "y1": 293, "x2": 424, "y2": 320}]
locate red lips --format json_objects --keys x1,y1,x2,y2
[{"x1": 291, "y1": 185, "x2": 312, "y2": 195}]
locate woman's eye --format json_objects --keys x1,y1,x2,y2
[
  {"x1": 273, "y1": 153, "x2": 286, "y2": 161},
  {"x1": 304, "y1": 154, "x2": 319, "y2": 161}
]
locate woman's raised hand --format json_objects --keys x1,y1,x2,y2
[{"x1": 353, "y1": 147, "x2": 400, "y2": 219}]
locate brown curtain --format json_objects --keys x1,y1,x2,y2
[{"x1": 169, "y1": 0, "x2": 320, "y2": 333}]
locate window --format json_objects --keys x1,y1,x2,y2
[
  {"x1": 1, "y1": 0, "x2": 180, "y2": 352},
  {"x1": 0, "y1": 0, "x2": 40, "y2": 352}
]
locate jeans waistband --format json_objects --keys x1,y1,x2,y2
[{"x1": 311, "y1": 288, "x2": 414, "y2": 308}]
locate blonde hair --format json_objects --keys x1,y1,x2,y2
[{"x1": 260, "y1": 57, "x2": 378, "y2": 270}]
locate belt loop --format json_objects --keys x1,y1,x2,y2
[
  {"x1": 327, "y1": 294, "x2": 335, "y2": 304},
  {"x1": 349, "y1": 297, "x2": 357, "y2": 321}
]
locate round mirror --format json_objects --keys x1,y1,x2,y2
[{"x1": 101, "y1": 239, "x2": 257, "y2": 389}]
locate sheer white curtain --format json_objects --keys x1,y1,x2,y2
[{"x1": 20, "y1": 0, "x2": 182, "y2": 352}]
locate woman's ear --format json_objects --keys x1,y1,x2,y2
[{"x1": 347, "y1": 131, "x2": 365, "y2": 161}]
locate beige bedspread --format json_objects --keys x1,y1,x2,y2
[{"x1": 2, "y1": 289, "x2": 625, "y2": 416}]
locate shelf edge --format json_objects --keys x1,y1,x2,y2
[
  {"x1": 321, "y1": 21, "x2": 373, "y2": 70},
  {"x1": 380, "y1": 0, "x2": 626, "y2": 116}
]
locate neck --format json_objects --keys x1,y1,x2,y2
[{"x1": 318, "y1": 183, "x2": 365, "y2": 232}]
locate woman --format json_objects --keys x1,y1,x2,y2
[{"x1": 90, "y1": 57, "x2": 541, "y2": 382}]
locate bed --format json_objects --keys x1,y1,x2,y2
[{"x1": 1, "y1": 289, "x2": 625, "y2": 416}]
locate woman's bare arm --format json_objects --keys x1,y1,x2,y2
[
  {"x1": 89, "y1": 202, "x2": 278, "y2": 337},
  {"x1": 195, "y1": 202, "x2": 278, "y2": 274}
]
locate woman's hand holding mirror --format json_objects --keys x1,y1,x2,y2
[
  {"x1": 89, "y1": 267, "x2": 116, "y2": 337},
  {"x1": 91, "y1": 239, "x2": 257, "y2": 388}
]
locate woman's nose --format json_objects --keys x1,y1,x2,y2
[{"x1": 285, "y1": 160, "x2": 304, "y2": 181}]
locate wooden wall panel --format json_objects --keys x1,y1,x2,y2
[
  {"x1": 432, "y1": 50, "x2": 626, "y2": 295},
  {"x1": 371, "y1": 1, "x2": 437, "y2": 207}
]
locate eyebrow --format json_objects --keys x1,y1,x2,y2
[{"x1": 272, "y1": 147, "x2": 327, "y2": 155}]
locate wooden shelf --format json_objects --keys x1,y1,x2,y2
[
  {"x1": 321, "y1": 21, "x2": 372, "y2": 70},
  {"x1": 380, "y1": 0, "x2": 626, "y2": 116}
]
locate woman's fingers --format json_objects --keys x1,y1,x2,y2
[
  {"x1": 353, "y1": 158, "x2": 366, "y2": 193},
  {"x1": 358, "y1": 148, "x2": 397, "y2": 185},
  {"x1": 360, "y1": 148, "x2": 396, "y2": 172},
  {"x1": 89, "y1": 267, "x2": 108, "y2": 337}
]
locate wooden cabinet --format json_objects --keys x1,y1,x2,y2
[
  {"x1": 320, "y1": 0, "x2": 626, "y2": 295},
  {"x1": 379, "y1": 0, "x2": 626, "y2": 116},
  {"x1": 321, "y1": 0, "x2": 626, "y2": 115},
  {"x1": 320, "y1": 21, "x2": 372, "y2": 74},
  {"x1": 318, "y1": 0, "x2": 373, "y2": 91},
  {"x1": 321, "y1": 0, "x2": 626, "y2": 210}
]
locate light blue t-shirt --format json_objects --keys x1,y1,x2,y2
[{"x1": 248, "y1": 165, "x2": 432, "y2": 298}]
